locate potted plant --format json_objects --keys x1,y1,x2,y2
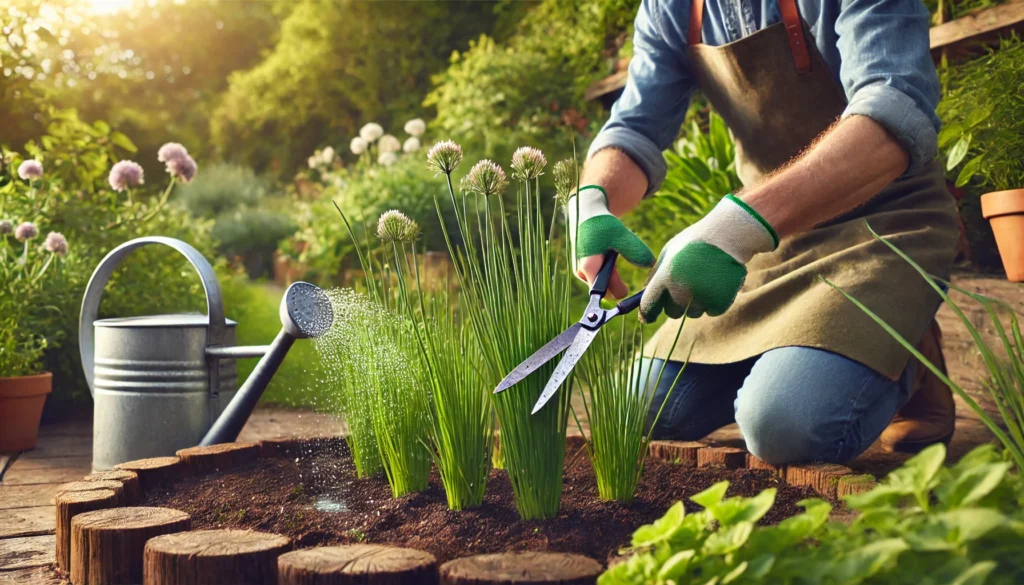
[
  {"x1": 937, "y1": 36, "x2": 1024, "y2": 281},
  {"x1": 0, "y1": 158, "x2": 71, "y2": 451}
]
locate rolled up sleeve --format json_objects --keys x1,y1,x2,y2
[
  {"x1": 835, "y1": 0, "x2": 941, "y2": 173},
  {"x1": 588, "y1": 0, "x2": 696, "y2": 196}
]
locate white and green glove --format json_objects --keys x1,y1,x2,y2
[
  {"x1": 568, "y1": 185, "x2": 656, "y2": 280},
  {"x1": 639, "y1": 194, "x2": 779, "y2": 323}
]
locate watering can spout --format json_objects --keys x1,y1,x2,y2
[{"x1": 201, "y1": 282, "x2": 334, "y2": 446}]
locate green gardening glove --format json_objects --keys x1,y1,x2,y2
[
  {"x1": 568, "y1": 185, "x2": 656, "y2": 295},
  {"x1": 639, "y1": 194, "x2": 779, "y2": 323}
]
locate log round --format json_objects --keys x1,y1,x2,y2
[
  {"x1": 57, "y1": 481, "x2": 125, "y2": 505},
  {"x1": 114, "y1": 457, "x2": 184, "y2": 490},
  {"x1": 277, "y1": 544, "x2": 438, "y2": 585},
  {"x1": 55, "y1": 489, "x2": 120, "y2": 573},
  {"x1": 143, "y1": 529, "x2": 291, "y2": 585},
  {"x1": 84, "y1": 470, "x2": 142, "y2": 504},
  {"x1": 70, "y1": 506, "x2": 191, "y2": 585},
  {"x1": 175, "y1": 443, "x2": 261, "y2": 475},
  {"x1": 439, "y1": 552, "x2": 602, "y2": 585}
]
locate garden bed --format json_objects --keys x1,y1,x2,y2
[{"x1": 137, "y1": 437, "x2": 822, "y2": 565}]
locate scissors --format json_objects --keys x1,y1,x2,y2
[{"x1": 493, "y1": 251, "x2": 645, "y2": 414}]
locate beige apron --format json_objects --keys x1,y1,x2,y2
[{"x1": 647, "y1": 0, "x2": 960, "y2": 380}]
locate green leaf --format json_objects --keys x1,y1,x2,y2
[
  {"x1": 746, "y1": 553, "x2": 775, "y2": 580},
  {"x1": 110, "y1": 132, "x2": 138, "y2": 153},
  {"x1": 709, "y1": 488, "x2": 777, "y2": 526},
  {"x1": 656, "y1": 550, "x2": 696, "y2": 581},
  {"x1": 955, "y1": 155, "x2": 983, "y2": 187},
  {"x1": 937, "y1": 508, "x2": 1006, "y2": 543},
  {"x1": 721, "y1": 560, "x2": 748, "y2": 584},
  {"x1": 691, "y1": 481, "x2": 729, "y2": 509},
  {"x1": 831, "y1": 538, "x2": 909, "y2": 582},
  {"x1": 965, "y1": 104, "x2": 994, "y2": 129},
  {"x1": 946, "y1": 134, "x2": 972, "y2": 170},
  {"x1": 702, "y1": 521, "x2": 753, "y2": 556},
  {"x1": 632, "y1": 501, "x2": 686, "y2": 547},
  {"x1": 937, "y1": 122, "x2": 964, "y2": 148},
  {"x1": 937, "y1": 462, "x2": 1009, "y2": 509},
  {"x1": 93, "y1": 120, "x2": 111, "y2": 135},
  {"x1": 950, "y1": 561, "x2": 997, "y2": 585}
]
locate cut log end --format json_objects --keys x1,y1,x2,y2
[
  {"x1": 114, "y1": 456, "x2": 184, "y2": 490},
  {"x1": 697, "y1": 447, "x2": 747, "y2": 469},
  {"x1": 647, "y1": 441, "x2": 705, "y2": 465},
  {"x1": 175, "y1": 442, "x2": 261, "y2": 475},
  {"x1": 745, "y1": 454, "x2": 786, "y2": 478},
  {"x1": 278, "y1": 544, "x2": 438, "y2": 585},
  {"x1": 439, "y1": 552, "x2": 602, "y2": 585},
  {"x1": 836, "y1": 474, "x2": 878, "y2": 500},
  {"x1": 785, "y1": 463, "x2": 853, "y2": 499},
  {"x1": 57, "y1": 480, "x2": 125, "y2": 505},
  {"x1": 144, "y1": 529, "x2": 291, "y2": 585},
  {"x1": 70, "y1": 507, "x2": 191, "y2": 585},
  {"x1": 83, "y1": 470, "x2": 141, "y2": 504},
  {"x1": 55, "y1": 488, "x2": 120, "y2": 573}
]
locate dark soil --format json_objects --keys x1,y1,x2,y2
[{"x1": 142, "y1": 438, "x2": 823, "y2": 565}]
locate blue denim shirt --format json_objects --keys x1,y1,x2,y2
[{"x1": 589, "y1": 0, "x2": 941, "y2": 195}]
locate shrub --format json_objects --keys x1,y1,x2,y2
[
  {"x1": 177, "y1": 163, "x2": 269, "y2": 218},
  {"x1": 213, "y1": 208, "x2": 296, "y2": 279}
]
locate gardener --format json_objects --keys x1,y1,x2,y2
[{"x1": 570, "y1": 0, "x2": 960, "y2": 464}]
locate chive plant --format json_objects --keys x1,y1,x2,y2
[
  {"x1": 574, "y1": 319, "x2": 689, "y2": 502},
  {"x1": 827, "y1": 226, "x2": 1024, "y2": 470},
  {"x1": 426, "y1": 142, "x2": 574, "y2": 519}
]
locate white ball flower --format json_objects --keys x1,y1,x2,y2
[
  {"x1": 378, "y1": 134, "x2": 401, "y2": 154},
  {"x1": 378, "y1": 151, "x2": 398, "y2": 166},
  {"x1": 402, "y1": 137, "x2": 421, "y2": 154},
  {"x1": 404, "y1": 118, "x2": 426, "y2": 137},
  {"x1": 321, "y1": 146, "x2": 335, "y2": 164},
  {"x1": 308, "y1": 155, "x2": 320, "y2": 169},
  {"x1": 350, "y1": 137, "x2": 368, "y2": 155},
  {"x1": 359, "y1": 123, "x2": 384, "y2": 143}
]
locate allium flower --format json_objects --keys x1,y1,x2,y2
[
  {"x1": 14, "y1": 222, "x2": 38, "y2": 241},
  {"x1": 157, "y1": 142, "x2": 189, "y2": 164},
  {"x1": 321, "y1": 146, "x2": 335, "y2": 164},
  {"x1": 308, "y1": 155, "x2": 320, "y2": 169},
  {"x1": 465, "y1": 160, "x2": 508, "y2": 197},
  {"x1": 426, "y1": 140, "x2": 463, "y2": 175},
  {"x1": 0, "y1": 220, "x2": 12, "y2": 235},
  {"x1": 402, "y1": 137, "x2": 420, "y2": 154},
  {"x1": 404, "y1": 118, "x2": 426, "y2": 137},
  {"x1": 377, "y1": 209, "x2": 417, "y2": 242},
  {"x1": 167, "y1": 155, "x2": 198, "y2": 183},
  {"x1": 359, "y1": 123, "x2": 384, "y2": 143},
  {"x1": 378, "y1": 134, "x2": 401, "y2": 154},
  {"x1": 378, "y1": 151, "x2": 398, "y2": 166},
  {"x1": 510, "y1": 146, "x2": 547, "y2": 181},
  {"x1": 350, "y1": 137, "x2": 368, "y2": 155},
  {"x1": 108, "y1": 160, "x2": 144, "y2": 192},
  {"x1": 43, "y1": 231, "x2": 68, "y2": 257},
  {"x1": 552, "y1": 159, "x2": 578, "y2": 205},
  {"x1": 17, "y1": 159, "x2": 43, "y2": 180}
]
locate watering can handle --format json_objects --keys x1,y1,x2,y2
[{"x1": 79, "y1": 237, "x2": 227, "y2": 398}]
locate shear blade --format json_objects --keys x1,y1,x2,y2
[
  {"x1": 493, "y1": 323, "x2": 582, "y2": 394},
  {"x1": 531, "y1": 327, "x2": 599, "y2": 415}
]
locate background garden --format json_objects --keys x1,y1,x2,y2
[{"x1": 2, "y1": 0, "x2": 1021, "y2": 423}]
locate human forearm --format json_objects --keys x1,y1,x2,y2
[
  {"x1": 579, "y1": 148, "x2": 648, "y2": 217},
  {"x1": 741, "y1": 115, "x2": 910, "y2": 238}
]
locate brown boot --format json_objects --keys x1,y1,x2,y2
[{"x1": 880, "y1": 319, "x2": 956, "y2": 453}]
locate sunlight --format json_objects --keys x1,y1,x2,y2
[{"x1": 84, "y1": 0, "x2": 135, "y2": 14}]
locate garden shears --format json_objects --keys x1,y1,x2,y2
[{"x1": 493, "y1": 251, "x2": 645, "y2": 414}]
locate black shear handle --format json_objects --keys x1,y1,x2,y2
[{"x1": 590, "y1": 251, "x2": 646, "y2": 316}]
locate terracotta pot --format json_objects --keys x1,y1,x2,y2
[
  {"x1": 0, "y1": 372, "x2": 52, "y2": 451},
  {"x1": 981, "y1": 189, "x2": 1024, "y2": 282}
]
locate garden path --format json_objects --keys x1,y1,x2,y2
[{"x1": 0, "y1": 272, "x2": 1015, "y2": 579}]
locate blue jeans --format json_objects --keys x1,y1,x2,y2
[{"x1": 643, "y1": 347, "x2": 915, "y2": 465}]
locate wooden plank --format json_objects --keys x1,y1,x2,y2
[
  {"x1": 0, "y1": 507, "x2": 55, "y2": 538},
  {"x1": 2, "y1": 466, "x2": 90, "y2": 486},
  {"x1": 930, "y1": 0, "x2": 1024, "y2": 53},
  {"x1": 0, "y1": 566, "x2": 64, "y2": 584},
  {"x1": 6, "y1": 456, "x2": 90, "y2": 472},
  {"x1": 0, "y1": 485, "x2": 59, "y2": 509},
  {"x1": 583, "y1": 70, "x2": 628, "y2": 102},
  {"x1": 0, "y1": 534, "x2": 55, "y2": 571},
  {"x1": 16, "y1": 436, "x2": 91, "y2": 460}
]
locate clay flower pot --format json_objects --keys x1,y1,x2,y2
[
  {"x1": 0, "y1": 372, "x2": 52, "y2": 451},
  {"x1": 981, "y1": 189, "x2": 1024, "y2": 282}
]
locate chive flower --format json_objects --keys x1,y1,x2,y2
[
  {"x1": 0, "y1": 220, "x2": 12, "y2": 235},
  {"x1": 359, "y1": 122, "x2": 384, "y2": 143},
  {"x1": 426, "y1": 140, "x2": 463, "y2": 176},
  {"x1": 350, "y1": 136, "x2": 368, "y2": 155},
  {"x1": 167, "y1": 155, "x2": 198, "y2": 183},
  {"x1": 17, "y1": 159, "x2": 43, "y2": 180},
  {"x1": 552, "y1": 159, "x2": 577, "y2": 205},
  {"x1": 157, "y1": 142, "x2": 189, "y2": 164},
  {"x1": 108, "y1": 160, "x2": 145, "y2": 192},
  {"x1": 378, "y1": 134, "x2": 401, "y2": 154},
  {"x1": 377, "y1": 209, "x2": 416, "y2": 242},
  {"x1": 321, "y1": 146, "x2": 335, "y2": 164},
  {"x1": 404, "y1": 118, "x2": 426, "y2": 137},
  {"x1": 43, "y1": 231, "x2": 68, "y2": 256},
  {"x1": 14, "y1": 222, "x2": 38, "y2": 241},
  {"x1": 378, "y1": 151, "x2": 398, "y2": 167},
  {"x1": 402, "y1": 137, "x2": 420, "y2": 154},
  {"x1": 510, "y1": 146, "x2": 547, "y2": 181},
  {"x1": 465, "y1": 160, "x2": 508, "y2": 197}
]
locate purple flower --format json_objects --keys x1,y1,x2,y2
[
  {"x1": 44, "y1": 232, "x2": 68, "y2": 257},
  {"x1": 14, "y1": 222, "x2": 38, "y2": 241},
  {"x1": 17, "y1": 159, "x2": 43, "y2": 180},
  {"x1": 109, "y1": 161, "x2": 145, "y2": 192},
  {"x1": 0, "y1": 220, "x2": 12, "y2": 235},
  {"x1": 167, "y1": 155, "x2": 197, "y2": 183},
  {"x1": 157, "y1": 142, "x2": 190, "y2": 164}
]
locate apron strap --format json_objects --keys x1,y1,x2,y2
[{"x1": 689, "y1": 0, "x2": 812, "y2": 74}]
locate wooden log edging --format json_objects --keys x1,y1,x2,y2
[
  {"x1": 440, "y1": 552, "x2": 603, "y2": 585},
  {"x1": 144, "y1": 529, "x2": 291, "y2": 585},
  {"x1": 70, "y1": 507, "x2": 191, "y2": 585},
  {"x1": 278, "y1": 544, "x2": 439, "y2": 585},
  {"x1": 175, "y1": 442, "x2": 261, "y2": 475},
  {"x1": 56, "y1": 489, "x2": 121, "y2": 573},
  {"x1": 114, "y1": 456, "x2": 185, "y2": 490},
  {"x1": 84, "y1": 470, "x2": 142, "y2": 504}
]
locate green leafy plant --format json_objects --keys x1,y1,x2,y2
[
  {"x1": 826, "y1": 228, "x2": 1024, "y2": 470},
  {"x1": 573, "y1": 320, "x2": 689, "y2": 502},
  {"x1": 601, "y1": 443, "x2": 1024, "y2": 584}
]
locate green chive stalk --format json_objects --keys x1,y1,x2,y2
[
  {"x1": 827, "y1": 225, "x2": 1024, "y2": 469},
  {"x1": 574, "y1": 319, "x2": 689, "y2": 502},
  {"x1": 426, "y1": 143, "x2": 574, "y2": 519}
]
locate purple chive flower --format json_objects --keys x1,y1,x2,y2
[
  {"x1": 109, "y1": 160, "x2": 145, "y2": 192},
  {"x1": 14, "y1": 222, "x2": 38, "y2": 241},
  {"x1": 157, "y1": 142, "x2": 190, "y2": 164},
  {"x1": 43, "y1": 232, "x2": 68, "y2": 257},
  {"x1": 167, "y1": 155, "x2": 198, "y2": 183},
  {"x1": 0, "y1": 220, "x2": 12, "y2": 235},
  {"x1": 17, "y1": 159, "x2": 43, "y2": 180}
]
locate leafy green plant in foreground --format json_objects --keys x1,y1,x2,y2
[{"x1": 601, "y1": 443, "x2": 1024, "y2": 584}]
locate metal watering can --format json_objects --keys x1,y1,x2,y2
[{"x1": 79, "y1": 237, "x2": 334, "y2": 471}]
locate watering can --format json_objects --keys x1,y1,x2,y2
[{"x1": 80, "y1": 237, "x2": 333, "y2": 471}]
